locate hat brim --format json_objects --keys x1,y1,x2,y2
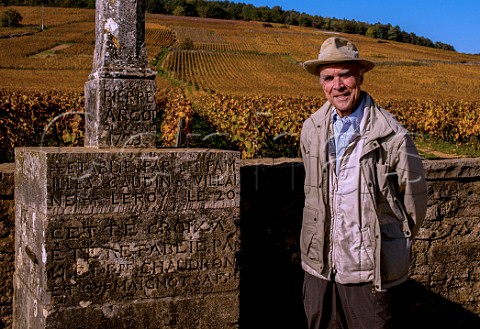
[{"x1": 303, "y1": 59, "x2": 375, "y2": 76}]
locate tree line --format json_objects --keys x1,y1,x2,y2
[{"x1": 1, "y1": 0, "x2": 456, "y2": 51}]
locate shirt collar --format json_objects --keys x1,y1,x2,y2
[{"x1": 331, "y1": 96, "x2": 365, "y2": 131}]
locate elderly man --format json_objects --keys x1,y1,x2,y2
[{"x1": 300, "y1": 37, "x2": 428, "y2": 329}]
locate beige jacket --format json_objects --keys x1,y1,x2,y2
[{"x1": 300, "y1": 92, "x2": 428, "y2": 291}]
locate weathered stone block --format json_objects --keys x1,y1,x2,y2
[
  {"x1": 429, "y1": 244, "x2": 480, "y2": 265},
  {"x1": 84, "y1": 78, "x2": 157, "y2": 148},
  {"x1": 457, "y1": 181, "x2": 480, "y2": 216},
  {"x1": 14, "y1": 147, "x2": 240, "y2": 329},
  {"x1": 0, "y1": 163, "x2": 15, "y2": 196},
  {"x1": 423, "y1": 158, "x2": 480, "y2": 179},
  {"x1": 0, "y1": 200, "x2": 14, "y2": 253},
  {"x1": 0, "y1": 163, "x2": 15, "y2": 329},
  {"x1": 427, "y1": 181, "x2": 459, "y2": 201},
  {"x1": 89, "y1": 0, "x2": 153, "y2": 78},
  {"x1": 0, "y1": 253, "x2": 14, "y2": 303}
]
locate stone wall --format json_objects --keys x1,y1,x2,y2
[
  {"x1": 0, "y1": 163, "x2": 15, "y2": 329},
  {"x1": 1, "y1": 158, "x2": 480, "y2": 328},
  {"x1": 411, "y1": 159, "x2": 480, "y2": 325}
]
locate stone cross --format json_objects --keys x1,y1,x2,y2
[
  {"x1": 14, "y1": 1, "x2": 241, "y2": 328},
  {"x1": 84, "y1": 0, "x2": 157, "y2": 148}
]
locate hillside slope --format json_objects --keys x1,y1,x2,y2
[{"x1": 1, "y1": 6, "x2": 480, "y2": 101}]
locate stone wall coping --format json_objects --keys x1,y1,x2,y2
[
  {"x1": 0, "y1": 163, "x2": 15, "y2": 196},
  {"x1": 422, "y1": 158, "x2": 480, "y2": 179},
  {"x1": 242, "y1": 157, "x2": 480, "y2": 180},
  {"x1": 241, "y1": 157, "x2": 302, "y2": 167},
  {"x1": 14, "y1": 147, "x2": 239, "y2": 155},
  {"x1": 0, "y1": 163, "x2": 15, "y2": 172},
  {"x1": 2, "y1": 156, "x2": 480, "y2": 196}
]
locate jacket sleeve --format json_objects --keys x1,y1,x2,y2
[
  {"x1": 392, "y1": 133, "x2": 428, "y2": 238},
  {"x1": 300, "y1": 118, "x2": 312, "y2": 197},
  {"x1": 300, "y1": 118, "x2": 313, "y2": 173}
]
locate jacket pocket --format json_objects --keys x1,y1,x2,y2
[
  {"x1": 304, "y1": 145, "x2": 324, "y2": 192},
  {"x1": 300, "y1": 207, "x2": 323, "y2": 262},
  {"x1": 360, "y1": 227, "x2": 374, "y2": 268},
  {"x1": 376, "y1": 164, "x2": 406, "y2": 224},
  {"x1": 380, "y1": 223, "x2": 412, "y2": 282}
]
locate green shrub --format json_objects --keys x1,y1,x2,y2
[{"x1": 1, "y1": 8, "x2": 23, "y2": 27}]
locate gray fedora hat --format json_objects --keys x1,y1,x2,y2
[{"x1": 303, "y1": 37, "x2": 375, "y2": 76}]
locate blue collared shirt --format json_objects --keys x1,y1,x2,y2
[{"x1": 331, "y1": 98, "x2": 365, "y2": 173}]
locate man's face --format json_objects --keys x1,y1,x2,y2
[{"x1": 319, "y1": 62, "x2": 363, "y2": 117}]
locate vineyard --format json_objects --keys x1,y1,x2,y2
[
  {"x1": 2, "y1": 88, "x2": 480, "y2": 162},
  {"x1": 1, "y1": 6, "x2": 480, "y2": 161}
]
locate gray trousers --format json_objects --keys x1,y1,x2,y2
[{"x1": 302, "y1": 272, "x2": 393, "y2": 329}]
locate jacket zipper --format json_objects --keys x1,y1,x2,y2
[{"x1": 331, "y1": 173, "x2": 339, "y2": 277}]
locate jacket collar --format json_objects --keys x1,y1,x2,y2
[
  {"x1": 362, "y1": 93, "x2": 394, "y2": 141},
  {"x1": 360, "y1": 93, "x2": 395, "y2": 157},
  {"x1": 310, "y1": 92, "x2": 395, "y2": 157}
]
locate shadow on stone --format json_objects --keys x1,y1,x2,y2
[
  {"x1": 239, "y1": 161, "x2": 307, "y2": 328},
  {"x1": 392, "y1": 279, "x2": 480, "y2": 329}
]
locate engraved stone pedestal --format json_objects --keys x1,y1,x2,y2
[
  {"x1": 84, "y1": 78, "x2": 157, "y2": 148},
  {"x1": 14, "y1": 148, "x2": 240, "y2": 328}
]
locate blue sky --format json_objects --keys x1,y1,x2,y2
[{"x1": 235, "y1": 0, "x2": 480, "y2": 54}]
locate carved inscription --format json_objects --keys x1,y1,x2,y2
[
  {"x1": 85, "y1": 78, "x2": 157, "y2": 148},
  {"x1": 100, "y1": 79, "x2": 156, "y2": 147},
  {"x1": 45, "y1": 210, "x2": 240, "y2": 304},
  {"x1": 46, "y1": 152, "x2": 240, "y2": 214},
  {"x1": 39, "y1": 151, "x2": 241, "y2": 305}
]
